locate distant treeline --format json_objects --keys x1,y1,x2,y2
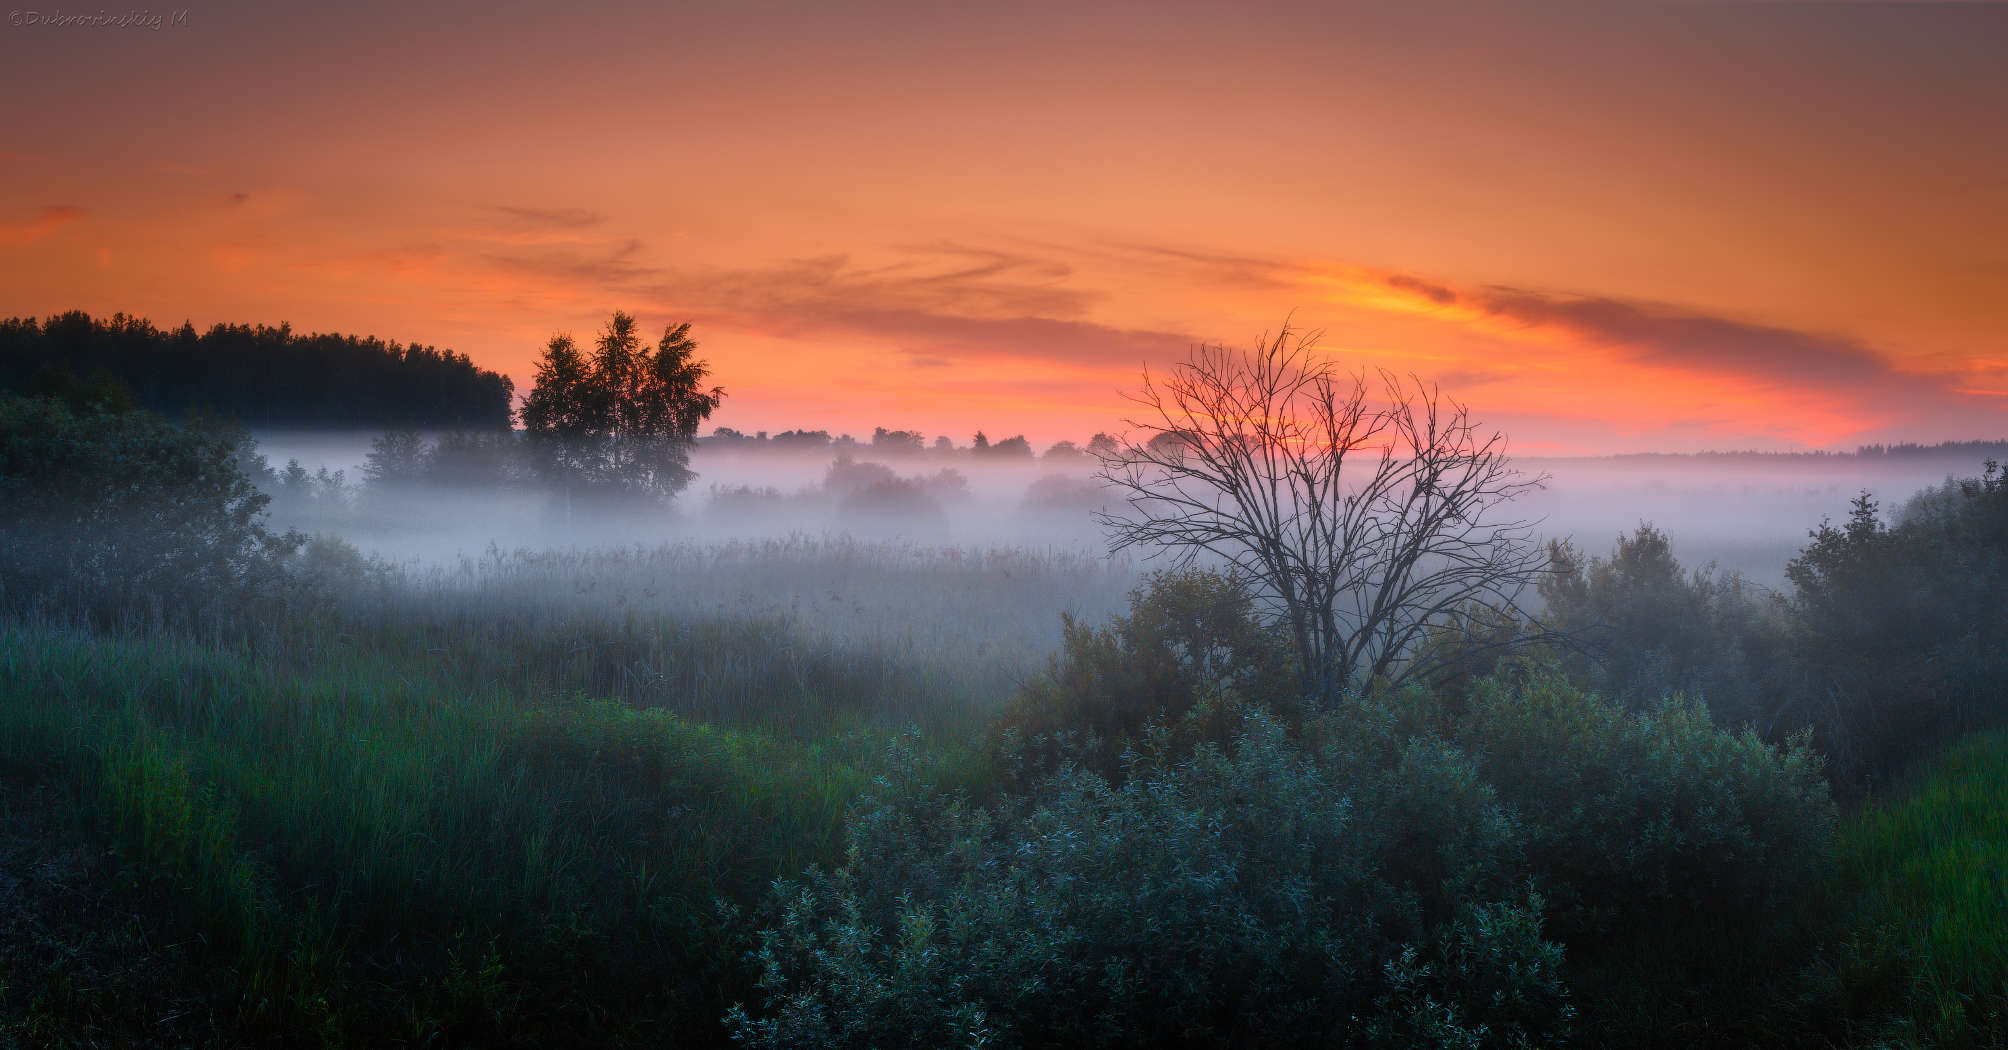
[
  {"x1": 0, "y1": 311, "x2": 515, "y2": 429},
  {"x1": 1579, "y1": 441, "x2": 2008, "y2": 463},
  {"x1": 706, "y1": 425, "x2": 1129, "y2": 464}
]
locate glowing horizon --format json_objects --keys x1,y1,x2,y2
[{"x1": 3, "y1": 1, "x2": 2003, "y2": 453}]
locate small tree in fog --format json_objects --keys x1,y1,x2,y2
[
  {"x1": 521, "y1": 312, "x2": 724, "y2": 506},
  {"x1": 1096, "y1": 324, "x2": 1547, "y2": 707},
  {"x1": 362, "y1": 428, "x2": 429, "y2": 487}
]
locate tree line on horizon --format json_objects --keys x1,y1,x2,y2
[
  {"x1": 0, "y1": 311, "x2": 515, "y2": 429},
  {"x1": 704, "y1": 425, "x2": 1132, "y2": 465}
]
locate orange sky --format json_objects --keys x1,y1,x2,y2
[{"x1": 3, "y1": 1, "x2": 2004, "y2": 452}]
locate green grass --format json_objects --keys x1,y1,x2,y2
[
  {"x1": 1840, "y1": 728, "x2": 2008, "y2": 1048},
  {"x1": 0, "y1": 619, "x2": 973, "y2": 1047}
]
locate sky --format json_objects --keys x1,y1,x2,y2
[{"x1": 3, "y1": 0, "x2": 2005, "y2": 453}]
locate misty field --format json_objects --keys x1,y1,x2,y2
[{"x1": 5, "y1": 386, "x2": 2008, "y2": 1048}]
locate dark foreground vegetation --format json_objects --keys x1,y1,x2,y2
[{"x1": 3, "y1": 386, "x2": 2007, "y2": 1047}]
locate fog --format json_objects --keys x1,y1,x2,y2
[{"x1": 254, "y1": 430, "x2": 1987, "y2": 592}]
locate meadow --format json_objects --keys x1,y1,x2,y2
[{"x1": 4, "y1": 402, "x2": 2006, "y2": 1047}]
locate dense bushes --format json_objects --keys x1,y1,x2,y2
[
  {"x1": 1786, "y1": 473, "x2": 2008, "y2": 784},
  {"x1": 1541, "y1": 524, "x2": 1792, "y2": 729},
  {"x1": 739, "y1": 632, "x2": 1842, "y2": 1048},
  {"x1": 0, "y1": 393, "x2": 300, "y2": 623},
  {"x1": 990, "y1": 569, "x2": 1298, "y2": 783},
  {"x1": 1545, "y1": 464, "x2": 2008, "y2": 791},
  {"x1": 730, "y1": 718, "x2": 1575, "y2": 1050}
]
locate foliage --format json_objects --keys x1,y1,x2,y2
[
  {"x1": 520, "y1": 312, "x2": 724, "y2": 505},
  {"x1": 0, "y1": 393, "x2": 300, "y2": 622},
  {"x1": 1541, "y1": 525, "x2": 1794, "y2": 731},
  {"x1": 0, "y1": 620, "x2": 895, "y2": 1046},
  {"x1": 1838, "y1": 728, "x2": 2008, "y2": 1048},
  {"x1": 1785, "y1": 468, "x2": 2008, "y2": 785},
  {"x1": 992, "y1": 569, "x2": 1298, "y2": 783},
  {"x1": 1438, "y1": 674, "x2": 1839, "y2": 1044},
  {"x1": 362, "y1": 427, "x2": 430, "y2": 487},
  {"x1": 0, "y1": 311, "x2": 513, "y2": 429},
  {"x1": 730, "y1": 716, "x2": 1574, "y2": 1050}
]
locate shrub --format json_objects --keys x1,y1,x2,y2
[
  {"x1": 0, "y1": 393, "x2": 300, "y2": 623},
  {"x1": 991, "y1": 568, "x2": 1298, "y2": 783},
  {"x1": 1541, "y1": 525, "x2": 1793, "y2": 731},
  {"x1": 729, "y1": 717, "x2": 1574, "y2": 1050},
  {"x1": 1445, "y1": 673, "x2": 1838, "y2": 1043},
  {"x1": 1786, "y1": 472, "x2": 2008, "y2": 785}
]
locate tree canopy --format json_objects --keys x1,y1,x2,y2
[
  {"x1": 0, "y1": 311, "x2": 514, "y2": 429},
  {"x1": 520, "y1": 312, "x2": 724, "y2": 505}
]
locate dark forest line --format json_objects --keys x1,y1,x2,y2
[{"x1": 0, "y1": 311, "x2": 515, "y2": 429}]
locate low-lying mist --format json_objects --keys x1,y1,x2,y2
[{"x1": 255, "y1": 429, "x2": 1990, "y2": 592}]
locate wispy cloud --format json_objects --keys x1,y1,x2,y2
[
  {"x1": 496, "y1": 205, "x2": 606, "y2": 229},
  {"x1": 0, "y1": 205, "x2": 83, "y2": 245},
  {"x1": 483, "y1": 237, "x2": 1192, "y2": 367}
]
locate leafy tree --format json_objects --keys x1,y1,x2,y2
[
  {"x1": 985, "y1": 434, "x2": 1034, "y2": 458},
  {"x1": 0, "y1": 393, "x2": 300, "y2": 620},
  {"x1": 870, "y1": 427, "x2": 926, "y2": 455},
  {"x1": 362, "y1": 427, "x2": 430, "y2": 487},
  {"x1": 520, "y1": 312, "x2": 724, "y2": 505},
  {"x1": 1785, "y1": 471, "x2": 2008, "y2": 783},
  {"x1": 1540, "y1": 525, "x2": 1791, "y2": 731}
]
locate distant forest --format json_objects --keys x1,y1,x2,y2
[{"x1": 0, "y1": 311, "x2": 514, "y2": 429}]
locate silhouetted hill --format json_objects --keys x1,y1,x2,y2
[{"x1": 0, "y1": 311, "x2": 513, "y2": 429}]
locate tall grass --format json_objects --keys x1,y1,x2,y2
[
  {"x1": 339, "y1": 536, "x2": 1137, "y2": 728},
  {"x1": 0, "y1": 618, "x2": 963, "y2": 1045},
  {"x1": 1840, "y1": 729, "x2": 2008, "y2": 1048}
]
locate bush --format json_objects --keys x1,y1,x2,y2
[
  {"x1": 991, "y1": 568, "x2": 1298, "y2": 784},
  {"x1": 0, "y1": 393, "x2": 299, "y2": 622},
  {"x1": 1442, "y1": 674, "x2": 1838, "y2": 1043},
  {"x1": 1541, "y1": 525, "x2": 1793, "y2": 731},
  {"x1": 1786, "y1": 472, "x2": 2008, "y2": 786},
  {"x1": 729, "y1": 717, "x2": 1574, "y2": 1050}
]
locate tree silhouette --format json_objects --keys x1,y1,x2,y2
[
  {"x1": 0, "y1": 311, "x2": 513, "y2": 428},
  {"x1": 1096, "y1": 323, "x2": 1548, "y2": 706},
  {"x1": 520, "y1": 312, "x2": 724, "y2": 505}
]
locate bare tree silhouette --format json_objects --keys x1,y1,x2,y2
[{"x1": 1095, "y1": 323, "x2": 1549, "y2": 706}]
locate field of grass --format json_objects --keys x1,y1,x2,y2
[
  {"x1": 4, "y1": 524, "x2": 2006, "y2": 1047},
  {"x1": 0, "y1": 614, "x2": 981, "y2": 1046},
  {"x1": 1839, "y1": 729, "x2": 2008, "y2": 1049}
]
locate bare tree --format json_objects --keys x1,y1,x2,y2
[{"x1": 1094, "y1": 324, "x2": 1549, "y2": 706}]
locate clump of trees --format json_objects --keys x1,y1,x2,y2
[
  {"x1": 521, "y1": 312, "x2": 724, "y2": 506},
  {"x1": 1540, "y1": 466, "x2": 2008, "y2": 790},
  {"x1": 733, "y1": 572, "x2": 1839, "y2": 1049}
]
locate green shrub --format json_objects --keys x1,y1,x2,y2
[
  {"x1": 1541, "y1": 525, "x2": 1794, "y2": 732},
  {"x1": 1787, "y1": 472, "x2": 2008, "y2": 786},
  {"x1": 1445, "y1": 673, "x2": 1839, "y2": 1043},
  {"x1": 991, "y1": 568, "x2": 1297, "y2": 783},
  {"x1": 730, "y1": 715, "x2": 1575, "y2": 1050},
  {"x1": 0, "y1": 393, "x2": 300, "y2": 624}
]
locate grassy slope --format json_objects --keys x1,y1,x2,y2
[
  {"x1": 0, "y1": 620, "x2": 963, "y2": 1047},
  {"x1": 1840, "y1": 728, "x2": 2008, "y2": 1048}
]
